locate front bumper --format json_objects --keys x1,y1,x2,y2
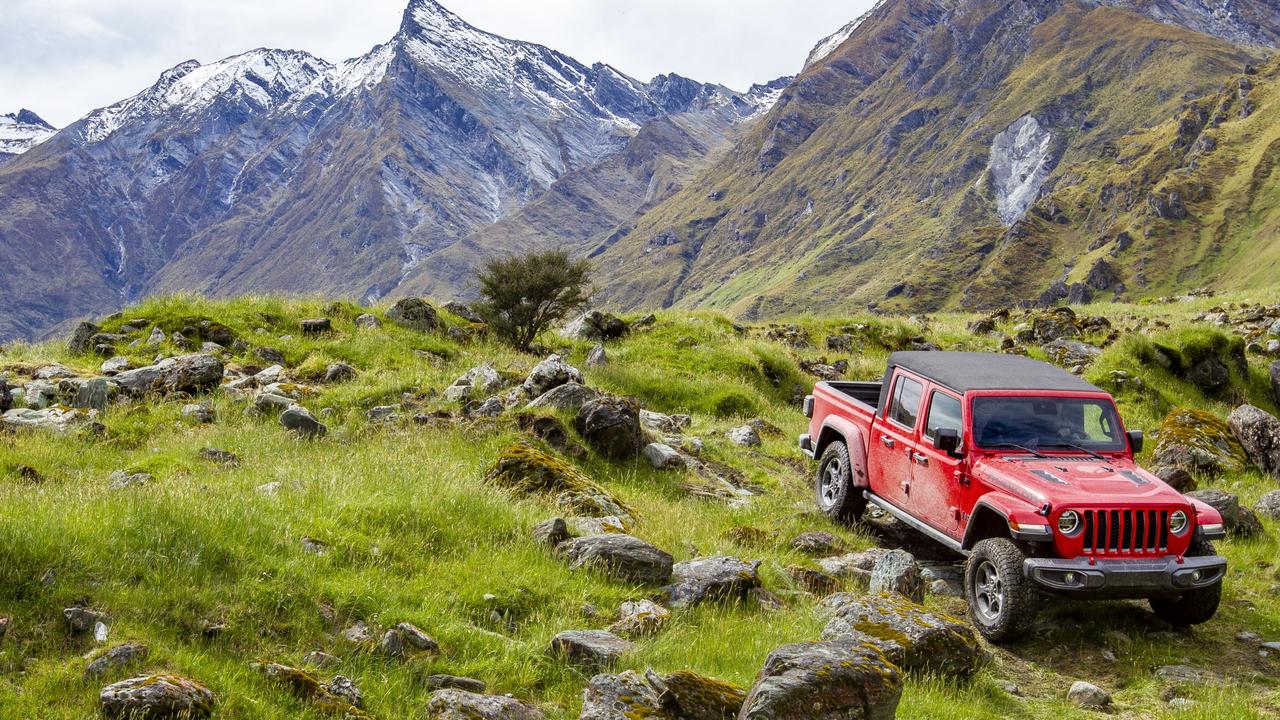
[{"x1": 1024, "y1": 555, "x2": 1226, "y2": 597}]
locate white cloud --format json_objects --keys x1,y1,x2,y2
[{"x1": 0, "y1": 0, "x2": 875, "y2": 127}]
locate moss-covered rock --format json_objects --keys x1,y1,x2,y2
[
  {"x1": 99, "y1": 674, "x2": 216, "y2": 719},
  {"x1": 819, "y1": 593, "x2": 987, "y2": 680},
  {"x1": 738, "y1": 639, "x2": 902, "y2": 719},
  {"x1": 663, "y1": 669, "x2": 747, "y2": 720},
  {"x1": 251, "y1": 661, "x2": 369, "y2": 717},
  {"x1": 485, "y1": 443, "x2": 631, "y2": 517},
  {"x1": 1153, "y1": 408, "x2": 1250, "y2": 476}
]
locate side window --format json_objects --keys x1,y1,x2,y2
[
  {"x1": 924, "y1": 391, "x2": 963, "y2": 441},
  {"x1": 888, "y1": 376, "x2": 923, "y2": 430}
]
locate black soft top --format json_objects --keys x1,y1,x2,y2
[{"x1": 885, "y1": 351, "x2": 1104, "y2": 394}]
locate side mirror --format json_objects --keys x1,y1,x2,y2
[
  {"x1": 1126, "y1": 430, "x2": 1144, "y2": 454},
  {"x1": 934, "y1": 427, "x2": 962, "y2": 456}
]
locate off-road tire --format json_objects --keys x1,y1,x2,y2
[
  {"x1": 815, "y1": 441, "x2": 865, "y2": 523},
  {"x1": 965, "y1": 538, "x2": 1036, "y2": 643},
  {"x1": 1149, "y1": 535, "x2": 1222, "y2": 627}
]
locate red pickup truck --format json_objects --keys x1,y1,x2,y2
[{"x1": 800, "y1": 351, "x2": 1227, "y2": 641}]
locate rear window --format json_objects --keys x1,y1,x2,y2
[
  {"x1": 924, "y1": 391, "x2": 963, "y2": 440},
  {"x1": 888, "y1": 376, "x2": 923, "y2": 429}
]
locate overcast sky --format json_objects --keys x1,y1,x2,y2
[{"x1": 1, "y1": 0, "x2": 875, "y2": 127}]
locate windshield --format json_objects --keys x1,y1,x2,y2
[{"x1": 972, "y1": 396, "x2": 1125, "y2": 452}]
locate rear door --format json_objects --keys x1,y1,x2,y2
[
  {"x1": 868, "y1": 371, "x2": 924, "y2": 509},
  {"x1": 909, "y1": 387, "x2": 966, "y2": 538}
]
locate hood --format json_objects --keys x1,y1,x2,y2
[{"x1": 973, "y1": 454, "x2": 1190, "y2": 509}]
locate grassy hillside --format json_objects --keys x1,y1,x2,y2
[{"x1": 2, "y1": 292, "x2": 1279, "y2": 718}]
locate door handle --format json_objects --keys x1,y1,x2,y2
[
  {"x1": 911, "y1": 452, "x2": 929, "y2": 466},
  {"x1": 880, "y1": 436, "x2": 895, "y2": 449}
]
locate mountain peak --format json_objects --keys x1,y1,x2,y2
[{"x1": 0, "y1": 109, "x2": 59, "y2": 156}]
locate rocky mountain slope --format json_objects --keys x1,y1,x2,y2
[
  {"x1": 588, "y1": 0, "x2": 1278, "y2": 317},
  {"x1": 1, "y1": 292, "x2": 1279, "y2": 718},
  {"x1": 0, "y1": 0, "x2": 780, "y2": 341},
  {"x1": 0, "y1": 110, "x2": 56, "y2": 161}
]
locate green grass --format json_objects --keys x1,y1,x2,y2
[{"x1": 1, "y1": 294, "x2": 1279, "y2": 718}]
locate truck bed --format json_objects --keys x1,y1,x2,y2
[{"x1": 821, "y1": 381, "x2": 882, "y2": 413}]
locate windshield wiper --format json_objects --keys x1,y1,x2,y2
[
  {"x1": 983, "y1": 442, "x2": 1045, "y2": 458},
  {"x1": 1041, "y1": 442, "x2": 1103, "y2": 460}
]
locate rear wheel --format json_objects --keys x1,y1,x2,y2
[
  {"x1": 815, "y1": 441, "x2": 865, "y2": 523},
  {"x1": 965, "y1": 538, "x2": 1036, "y2": 643},
  {"x1": 1149, "y1": 535, "x2": 1221, "y2": 627}
]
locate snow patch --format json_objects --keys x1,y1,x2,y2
[
  {"x1": 0, "y1": 111, "x2": 58, "y2": 155},
  {"x1": 804, "y1": 0, "x2": 887, "y2": 70}
]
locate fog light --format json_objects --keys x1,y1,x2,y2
[
  {"x1": 1190, "y1": 569, "x2": 1202, "y2": 582},
  {"x1": 1064, "y1": 572, "x2": 1078, "y2": 585}
]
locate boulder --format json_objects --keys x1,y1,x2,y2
[
  {"x1": 113, "y1": 354, "x2": 224, "y2": 397},
  {"x1": 664, "y1": 556, "x2": 761, "y2": 608},
  {"x1": 299, "y1": 318, "x2": 331, "y2": 335},
  {"x1": 355, "y1": 313, "x2": 380, "y2": 329},
  {"x1": 1150, "y1": 464, "x2": 1196, "y2": 492},
  {"x1": 787, "y1": 566, "x2": 841, "y2": 596},
  {"x1": 1227, "y1": 405, "x2": 1280, "y2": 479},
  {"x1": 386, "y1": 297, "x2": 441, "y2": 332},
  {"x1": 789, "y1": 531, "x2": 845, "y2": 556},
  {"x1": 486, "y1": 445, "x2": 628, "y2": 519},
  {"x1": 2, "y1": 407, "x2": 86, "y2": 433},
  {"x1": 1031, "y1": 310, "x2": 1079, "y2": 343},
  {"x1": 324, "y1": 363, "x2": 356, "y2": 383},
  {"x1": 562, "y1": 311, "x2": 629, "y2": 341},
  {"x1": 821, "y1": 593, "x2": 986, "y2": 679},
  {"x1": 71, "y1": 378, "x2": 111, "y2": 412},
  {"x1": 664, "y1": 669, "x2": 747, "y2": 720},
  {"x1": 84, "y1": 642, "x2": 149, "y2": 679},
  {"x1": 533, "y1": 517, "x2": 572, "y2": 547},
  {"x1": 869, "y1": 549, "x2": 924, "y2": 602},
  {"x1": 443, "y1": 300, "x2": 482, "y2": 323},
  {"x1": 576, "y1": 396, "x2": 644, "y2": 459},
  {"x1": 100, "y1": 674, "x2": 216, "y2": 719},
  {"x1": 737, "y1": 639, "x2": 902, "y2": 720},
  {"x1": 548, "y1": 629, "x2": 633, "y2": 669},
  {"x1": 257, "y1": 346, "x2": 286, "y2": 365},
  {"x1": 446, "y1": 364, "x2": 503, "y2": 402},
  {"x1": 280, "y1": 405, "x2": 326, "y2": 438},
  {"x1": 642, "y1": 443, "x2": 685, "y2": 470},
  {"x1": 64, "y1": 606, "x2": 105, "y2": 634},
  {"x1": 1153, "y1": 408, "x2": 1249, "y2": 476},
  {"x1": 425, "y1": 675, "x2": 487, "y2": 693},
  {"x1": 609, "y1": 599, "x2": 671, "y2": 638},
  {"x1": 1255, "y1": 490, "x2": 1280, "y2": 521},
  {"x1": 527, "y1": 382, "x2": 598, "y2": 411},
  {"x1": 586, "y1": 343, "x2": 608, "y2": 366},
  {"x1": 523, "y1": 354, "x2": 584, "y2": 397},
  {"x1": 182, "y1": 403, "x2": 214, "y2": 424},
  {"x1": 579, "y1": 671, "x2": 667, "y2": 720},
  {"x1": 557, "y1": 534, "x2": 673, "y2": 584},
  {"x1": 426, "y1": 689, "x2": 545, "y2": 720},
  {"x1": 726, "y1": 426, "x2": 761, "y2": 447},
  {"x1": 1042, "y1": 338, "x2": 1101, "y2": 367},
  {"x1": 640, "y1": 409, "x2": 691, "y2": 435},
  {"x1": 69, "y1": 321, "x2": 101, "y2": 354},
  {"x1": 23, "y1": 379, "x2": 58, "y2": 408},
  {"x1": 1187, "y1": 357, "x2": 1230, "y2": 392},
  {"x1": 101, "y1": 356, "x2": 133, "y2": 376},
  {"x1": 1186, "y1": 488, "x2": 1263, "y2": 537},
  {"x1": 1067, "y1": 681, "x2": 1110, "y2": 709}
]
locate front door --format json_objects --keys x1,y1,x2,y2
[
  {"x1": 869, "y1": 373, "x2": 924, "y2": 509},
  {"x1": 910, "y1": 388, "x2": 966, "y2": 539}
]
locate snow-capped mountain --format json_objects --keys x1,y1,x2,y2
[
  {"x1": 0, "y1": 0, "x2": 785, "y2": 340},
  {"x1": 0, "y1": 109, "x2": 57, "y2": 158}
]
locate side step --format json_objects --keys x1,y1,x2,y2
[{"x1": 862, "y1": 490, "x2": 968, "y2": 556}]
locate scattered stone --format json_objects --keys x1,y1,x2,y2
[
  {"x1": 1270, "y1": 360, "x2": 1280, "y2": 407},
  {"x1": 548, "y1": 629, "x2": 633, "y2": 669},
  {"x1": 386, "y1": 297, "x2": 441, "y2": 332},
  {"x1": 1255, "y1": 490, "x2": 1280, "y2": 520},
  {"x1": 71, "y1": 378, "x2": 111, "y2": 412},
  {"x1": 100, "y1": 674, "x2": 216, "y2": 719},
  {"x1": 301, "y1": 651, "x2": 340, "y2": 668},
  {"x1": 426, "y1": 689, "x2": 545, "y2": 720},
  {"x1": 2, "y1": 407, "x2": 87, "y2": 433},
  {"x1": 821, "y1": 593, "x2": 986, "y2": 679},
  {"x1": 486, "y1": 445, "x2": 629, "y2": 519},
  {"x1": 609, "y1": 599, "x2": 671, "y2": 638},
  {"x1": 524, "y1": 354, "x2": 584, "y2": 397},
  {"x1": 301, "y1": 537, "x2": 328, "y2": 555},
  {"x1": 533, "y1": 517, "x2": 572, "y2": 547},
  {"x1": 1150, "y1": 464, "x2": 1196, "y2": 492},
  {"x1": 1067, "y1": 681, "x2": 1110, "y2": 709},
  {"x1": 281, "y1": 405, "x2": 326, "y2": 438},
  {"x1": 737, "y1": 639, "x2": 902, "y2": 720},
  {"x1": 869, "y1": 549, "x2": 924, "y2": 601},
  {"x1": 257, "y1": 347, "x2": 286, "y2": 365},
  {"x1": 579, "y1": 670, "x2": 666, "y2": 720},
  {"x1": 199, "y1": 448, "x2": 240, "y2": 465},
  {"x1": 664, "y1": 556, "x2": 761, "y2": 608},
  {"x1": 326, "y1": 675, "x2": 362, "y2": 708},
  {"x1": 426, "y1": 675, "x2": 487, "y2": 693},
  {"x1": 576, "y1": 396, "x2": 644, "y2": 459},
  {"x1": 324, "y1": 362, "x2": 356, "y2": 383},
  {"x1": 112, "y1": 353, "x2": 224, "y2": 397},
  {"x1": 561, "y1": 311, "x2": 629, "y2": 341},
  {"x1": 557, "y1": 534, "x2": 673, "y2": 584},
  {"x1": 1156, "y1": 665, "x2": 1209, "y2": 684},
  {"x1": 446, "y1": 364, "x2": 504, "y2": 402},
  {"x1": 65, "y1": 606, "x2": 106, "y2": 634},
  {"x1": 665, "y1": 669, "x2": 747, "y2": 720},
  {"x1": 342, "y1": 622, "x2": 372, "y2": 645},
  {"x1": 788, "y1": 531, "x2": 845, "y2": 556},
  {"x1": 300, "y1": 318, "x2": 331, "y2": 335},
  {"x1": 1169, "y1": 698, "x2": 1198, "y2": 711},
  {"x1": 393, "y1": 622, "x2": 439, "y2": 653},
  {"x1": 101, "y1": 356, "x2": 133, "y2": 375},
  {"x1": 726, "y1": 425, "x2": 761, "y2": 447},
  {"x1": 567, "y1": 515, "x2": 628, "y2": 536},
  {"x1": 1042, "y1": 338, "x2": 1101, "y2": 367},
  {"x1": 527, "y1": 382, "x2": 598, "y2": 411},
  {"x1": 642, "y1": 442, "x2": 685, "y2": 470},
  {"x1": 69, "y1": 321, "x2": 101, "y2": 354},
  {"x1": 85, "y1": 642, "x2": 149, "y2": 679},
  {"x1": 182, "y1": 403, "x2": 214, "y2": 424},
  {"x1": 788, "y1": 566, "x2": 841, "y2": 596},
  {"x1": 366, "y1": 405, "x2": 399, "y2": 423},
  {"x1": 1187, "y1": 488, "x2": 1263, "y2": 537},
  {"x1": 108, "y1": 470, "x2": 152, "y2": 490},
  {"x1": 586, "y1": 343, "x2": 608, "y2": 366},
  {"x1": 354, "y1": 313, "x2": 380, "y2": 330},
  {"x1": 1227, "y1": 404, "x2": 1280, "y2": 479},
  {"x1": 640, "y1": 409, "x2": 691, "y2": 435}
]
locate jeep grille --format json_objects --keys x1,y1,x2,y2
[{"x1": 1081, "y1": 508, "x2": 1169, "y2": 555}]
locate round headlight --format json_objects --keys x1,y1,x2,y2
[
  {"x1": 1169, "y1": 510, "x2": 1190, "y2": 536},
  {"x1": 1057, "y1": 510, "x2": 1082, "y2": 536}
]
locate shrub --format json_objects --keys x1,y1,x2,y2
[{"x1": 474, "y1": 249, "x2": 592, "y2": 349}]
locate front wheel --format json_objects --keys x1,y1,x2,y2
[
  {"x1": 965, "y1": 538, "x2": 1036, "y2": 643},
  {"x1": 815, "y1": 441, "x2": 865, "y2": 523},
  {"x1": 1149, "y1": 536, "x2": 1222, "y2": 627}
]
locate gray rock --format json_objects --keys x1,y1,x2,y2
[
  {"x1": 254, "y1": 392, "x2": 293, "y2": 413},
  {"x1": 23, "y1": 380, "x2": 58, "y2": 408},
  {"x1": 85, "y1": 642, "x2": 149, "y2": 679},
  {"x1": 1255, "y1": 490, "x2": 1280, "y2": 520},
  {"x1": 280, "y1": 405, "x2": 326, "y2": 438},
  {"x1": 1169, "y1": 698, "x2": 1198, "y2": 711},
  {"x1": 523, "y1": 354, "x2": 584, "y2": 397},
  {"x1": 567, "y1": 516, "x2": 628, "y2": 536},
  {"x1": 642, "y1": 442, "x2": 685, "y2": 470},
  {"x1": 533, "y1": 518, "x2": 572, "y2": 547},
  {"x1": 558, "y1": 534, "x2": 673, "y2": 584},
  {"x1": 1227, "y1": 404, "x2": 1280, "y2": 479},
  {"x1": 354, "y1": 313, "x2": 381, "y2": 329},
  {"x1": 108, "y1": 471, "x2": 152, "y2": 490},
  {"x1": 35, "y1": 363, "x2": 77, "y2": 380},
  {"x1": 527, "y1": 382, "x2": 598, "y2": 411},
  {"x1": 380, "y1": 629, "x2": 406, "y2": 657},
  {"x1": 640, "y1": 409, "x2": 690, "y2": 435},
  {"x1": 367, "y1": 405, "x2": 399, "y2": 422},
  {"x1": 664, "y1": 556, "x2": 761, "y2": 608},
  {"x1": 1270, "y1": 361, "x2": 1280, "y2": 408},
  {"x1": 100, "y1": 356, "x2": 133, "y2": 376},
  {"x1": 1042, "y1": 338, "x2": 1101, "y2": 367},
  {"x1": 386, "y1": 297, "x2": 441, "y2": 332},
  {"x1": 548, "y1": 629, "x2": 633, "y2": 669},
  {"x1": 112, "y1": 354, "x2": 223, "y2": 397},
  {"x1": 72, "y1": 378, "x2": 111, "y2": 412},
  {"x1": 586, "y1": 343, "x2": 608, "y2": 366},
  {"x1": 737, "y1": 639, "x2": 902, "y2": 720},
  {"x1": 726, "y1": 425, "x2": 761, "y2": 447},
  {"x1": 1, "y1": 407, "x2": 86, "y2": 433},
  {"x1": 256, "y1": 347, "x2": 286, "y2": 365},
  {"x1": 394, "y1": 622, "x2": 439, "y2": 652},
  {"x1": 1067, "y1": 681, "x2": 1110, "y2": 708},
  {"x1": 579, "y1": 670, "x2": 667, "y2": 720},
  {"x1": 324, "y1": 362, "x2": 356, "y2": 383},
  {"x1": 467, "y1": 397, "x2": 506, "y2": 418},
  {"x1": 1156, "y1": 665, "x2": 1209, "y2": 684},
  {"x1": 1187, "y1": 488, "x2": 1262, "y2": 537},
  {"x1": 446, "y1": 364, "x2": 503, "y2": 402},
  {"x1": 69, "y1": 321, "x2": 101, "y2": 354},
  {"x1": 64, "y1": 606, "x2": 106, "y2": 634},
  {"x1": 443, "y1": 300, "x2": 482, "y2": 323},
  {"x1": 561, "y1": 311, "x2": 628, "y2": 341},
  {"x1": 609, "y1": 599, "x2": 671, "y2": 638},
  {"x1": 182, "y1": 403, "x2": 214, "y2": 424},
  {"x1": 301, "y1": 651, "x2": 340, "y2": 668},
  {"x1": 869, "y1": 549, "x2": 924, "y2": 601},
  {"x1": 1150, "y1": 464, "x2": 1195, "y2": 492},
  {"x1": 576, "y1": 396, "x2": 644, "y2": 459},
  {"x1": 325, "y1": 675, "x2": 362, "y2": 708},
  {"x1": 299, "y1": 318, "x2": 331, "y2": 335},
  {"x1": 425, "y1": 675, "x2": 487, "y2": 693},
  {"x1": 820, "y1": 593, "x2": 986, "y2": 679},
  {"x1": 342, "y1": 622, "x2": 372, "y2": 644},
  {"x1": 426, "y1": 689, "x2": 545, "y2": 720},
  {"x1": 100, "y1": 674, "x2": 216, "y2": 719},
  {"x1": 788, "y1": 531, "x2": 845, "y2": 556},
  {"x1": 1187, "y1": 357, "x2": 1230, "y2": 392}
]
